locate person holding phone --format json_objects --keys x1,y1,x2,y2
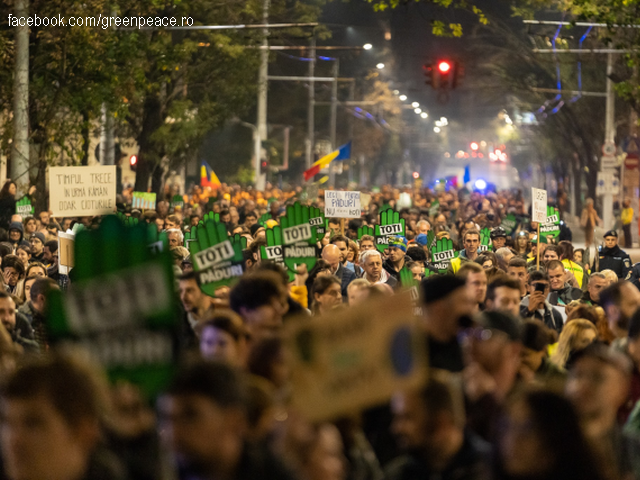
[{"x1": 520, "y1": 270, "x2": 564, "y2": 334}]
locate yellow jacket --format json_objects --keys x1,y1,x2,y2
[
  {"x1": 562, "y1": 259, "x2": 585, "y2": 289},
  {"x1": 622, "y1": 207, "x2": 634, "y2": 225}
]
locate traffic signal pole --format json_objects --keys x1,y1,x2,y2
[{"x1": 254, "y1": 0, "x2": 270, "y2": 191}]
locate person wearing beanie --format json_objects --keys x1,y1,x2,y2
[
  {"x1": 29, "y1": 232, "x2": 46, "y2": 263},
  {"x1": 383, "y1": 235, "x2": 408, "y2": 281}
]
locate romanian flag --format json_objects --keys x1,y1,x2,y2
[
  {"x1": 201, "y1": 161, "x2": 221, "y2": 188},
  {"x1": 303, "y1": 142, "x2": 351, "y2": 182}
]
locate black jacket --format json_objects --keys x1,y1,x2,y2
[
  {"x1": 598, "y1": 245, "x2": 632, "y2": 280},
  {"x1": 336, "y1": 263, "x2": 356, "y2": 300},
  {"x1": 549, "y1": 284, "x2": 582, "y2": 306},
  {"x1": 383, "y1": 258, "x2": 404, "y2": 281},
  {"x1": 520, "y1": 296, "x2": 564, "y2": 333}
]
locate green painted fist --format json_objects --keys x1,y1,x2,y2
[
  {"x1": 375, "y1": 209, "x2": 406, "y2": 253},
  {"x1": 358, "y1": 225, "x2": 374, "y2": 240},
  {"x1": 309, "y1": 207, "x2": 326, "y2": 243},
  {"x1": 170, "y1": 194, "x2": 184, "y2": 209},
  {"x1": 190, "y1": 220, "x2": 245, "y2": 296},
  {"x1": 184, "y1": 227, "x2": 197, "y2": 250},
  {"x1": 260, "y1": 227, "x2": 295, "y2": 282},
  {"x1": 426, "y1": 230, "x2": 436, "y2": 249},
  {"x1": 280, "y1": 203, "x2": 318, "y2": 274},
  {"x1": 202, "y1": 211, "x2": 220, "y2": 225},
  {"x1": 16, "y1": 196, "x2": 34, "y2": 216},
  {"x1": 116, "y1": 212, "x2": 139, "y2": 227},
  {"x1": 501, "y1": 213, "x2": 517, "y2": 235},
  {"x1": 432, "y1": 238, "x2": 457, "y2": 264},
  {"x1": 479, "y1": 228, "x2": 491, "y2": 253},
  {"x1": 259, "y1": 212, "x2": 271, "y2": 226},
  {"x1": 540, "y1": 206, "x2": 560, "y2": 243}
]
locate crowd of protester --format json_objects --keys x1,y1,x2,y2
[{"x1": 0, "y1": 178, "x2": 639, "y2": 479}]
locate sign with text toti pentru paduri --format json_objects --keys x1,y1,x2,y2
[{"x1": 49, "y1": 166, "x2": 117, "y2": 217}]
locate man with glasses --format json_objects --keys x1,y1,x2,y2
[{"x1": 520, "y1": 270, "x2": 564, "y2": 333}]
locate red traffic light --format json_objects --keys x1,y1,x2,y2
[
  {"x1": 438, "y1": 61, "x2": 451, "y2": 74},
  {"x1": 129, "y1": 154, "x2": 138, "y2": 166}
]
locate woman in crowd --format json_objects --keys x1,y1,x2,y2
[
  {"x1": 25, "y1": 262, "x2": 47, "y2": 278},
  {"x1": 550, "y1": 319, "x2": 598, "y2": 370},
  {"x1": 0, "y1": 181, "x2": 17, "y2": 231},
  {"x1": 581, "y1": 198, "x2": 601, "y2": 248},
  {"x1": 305, "y1": 260, "x2": 333, "y2": 307},
  {"x1": 22, "y1": 216, "x2": 37, "y2": 236},
  {"x1": 495, "y1": 389, "x2": 605, "y2": 480},
  {"x1": 15, "y1": 245, "x2": 31, "y2": 268},
  {"x1": 513, "y1": 231, "x2": 530, "y2": 258},
  {"x1": 199, "y1": 310, "x2": 248, "y2": 367},
  {"x1": 347, "y1": 240, "x2": 359, "y2": 265},
  {"x1": 1, "y1": 255, "x2": 24, "y2": 299},
  {"x1": 311, "y1": 275, "x2": 343, "y2": 316}
]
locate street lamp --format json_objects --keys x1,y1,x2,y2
[
  {"x1": 376, "y1": 63, "x2": 385, "y2": 69},
  {"x1": 363, "y1": 43, "x2": 373, "y2": 50},
  {"x1": 434, "y1": 127, "x2": 441, "y2": 133},
  {"x1": 414, "y1": 108, "x2": 422, "y2": 114},
  {"x1": 420, "y1": 112, "x2": 428, "y2": 119},
  {"x1": 411, "y1": 102, "x2": 419, "y2": 108},
  {"x1": 399, "y1": 94, "x2": 407, "y2": 101}
]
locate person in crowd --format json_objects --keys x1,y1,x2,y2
[
  {"x1": 42, "y1": 239, "x2": 58, "y2": 266},
  {"x1": 383, "y1": 236, "x2": 408, "y2": 281},
  {"x1": 599, "y1": 280, "x2": 640, "y2": 351},
  {"x1": 359, "y1": 235, "x2": 375, "y2": 252},
  {"x1": 15, "y1": 244, "x2": 31, "y2": 267},
  {"x1": 164, "y1": 214, "x2": 181, "y2": 230},
  {"x1": 22, "y1": 216, "x2": 37, "y2": 236},
  {"x1": 0, "y1": 181, "x2": 18, "y2": 231},
  {"x1": 0, "y1": 290, "x2": 37, "y2": 352},
  {"x1": 387, "y1": 373, "x2": 490, "y2": 480},
  {"x1": 1, "y1": 255, "x2": 24, "y2": 298},
  {"x1": 494, "y1": 389, "x2": 606, "y2": 480},
  {"x1": 546, "y1": 259, "x2": 582, "y2": 306},
  {"x1": 28, "y1": 231, "x2": 46, "y2": 263},
  {"x1": 475, "y1": 252, "x2": 498, "y2": 271},
  {"x1": 321, "y1": 244, "x2": 356, "y2": 299},
  {"x1": 24, "y1": 277, "x2": 58, "y2": 351},
  {"x1": 506, "y1": 257, "x2": 528, "y2": 299},
  {"x1": 330, "y1": 235, "x2": 358, "y2": 274},
  {"x1": 361, "y1": 250, "x2": 397, "y2": 288},
  {"x1": 520, "y1": 270, "x2": 564, "y2": 334},
  {"x1": 597, "y1": 230, "x2": 632, "y2": 280},
  {"x1": 25, "y1": 261, "x2": 46, "y2": 278},
  {"x1": 582, "y1": 272, "x2": 609, "y2": 306},
  {"x1": 619, "y1": 309, "x2": 640, "y2": 425},
  {"x1": 244, "y1": 211, "x2": 258, "y2": 229},
  {"x1": 565, "y1": 344, "x2": 640, "y2": 480},
  {"x1": 420, "y1": 275, "x2": 475, "y2": 372},
  {"x1": 311, "y1": 275, "x2": 343, "y2": 315},
  {"x1": 159, "y1": 360, "x2": 297, "y2": 480},
  {"x1": 557, "y1": 240, "x2": 587, "y2": 288},
  {"x1": 550, "y1": 319, "x2": 598, "y2": 370},
  {"x1": 512, "y1": 231, "x2": 530, "y2": 258},
  {"x1": 229, "y1": 271, "x2": 289, "y2": 342},
  {"x1": 519, "y1": 320, "x2": 565, "y2": 387},
  {"x1": 541, "y1": 244, "x2": 560, "y2": 262},
  {"x1": 199, "y1": 310, "x2": 248, "y2": 367},
  {"x1": 490, "y1": 227, "x2": 507, "y2": 251},
  {"x1": 581, "y1": 198, "x2": 601, "y2": 248},
  {"x1": 167, "y1": 229, "x2": 184, "y2": 248},
  {"x1": 347, "y1": 240, "x2": 359, "y2": 265},
  {"x1": 178, "y1": 271, "x2": 214, "y2": 336},
  {"x1": 456, "y1": 262, "x2": 487, "y2": 313},
  {"x1": 622, "y1": 198, "x2": 634, "y2": 248},
  {"x1": 7, "y1": 221, "x2": 26, "y2": 251},
  {"x1": 347, "y1": 279, "x2": 371, "y2": 306},
  {"x1": 449, "y1": 229, "x2": 480, "y2": 274},
  {"x1": 18, "y1": 274, "x2": 41, "y2": 319},
  {"x1": 494, "y1": 247, "x2": 514, "y2": 271},
  {"x1": 484, "y1": 276, "x2": 522, "y2": 318}
]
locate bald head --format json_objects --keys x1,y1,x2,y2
[{"x1": 322, "y1": 244, "x2": 341, "y2": 271}]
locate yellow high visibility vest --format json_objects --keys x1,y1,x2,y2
[{"x1": 562, "y1": 259, "x2": 584, "y2": 289}]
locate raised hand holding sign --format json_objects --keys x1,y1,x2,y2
[
  {"x1": 479, "y1": 228, "x2": 492, "y2": 253},
  {"x1": 280, "y1": 202, "x2": 318, "y2": 275},
  {"x1": 375, "y1": 209, "x2": 405, "y2": 253}
]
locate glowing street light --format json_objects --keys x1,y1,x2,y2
[
  {"x1": 399, "y1": 94, "x2": 407, "y2": 101},
  {"x1": 434, "y1": 127, "x2": 441, "y2": 133},
  {"x1": 414, "y1": 108, "x2": 422, "y2": 114},
  {"x1": 420, "y1": 112, "x2": 428, "y2": 119},
  {"x1": 376, "y1": 63, "x2": 385, "y2": 69},
  {"x1": 470, "y1": 142, "x2": 479, "y2": 151},
  {"x1": 393, "y1": 90, "x2": 399, "y2": 95},
  {"x1": 363, "y1": 43, "x2": 373, "y2": 50},
  {"x1": 411, "y1": 102, "x2": 420, "y2": 108}
]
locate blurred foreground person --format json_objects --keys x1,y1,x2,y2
[
  {"x1": 159, "y1": 360, "x2": 297, "y2": 480},
  {"x1": 387, "y1": 374, "x2": 490, "y2": 480},
  {"x1": 494, "y1": 390, "x2": 605, "y2": 480},
  {"x1": 0, "y1": 354, "x2": 128, "y2": 480}
]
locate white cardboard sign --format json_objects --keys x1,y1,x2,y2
[
  {"x1": 531, "y1": 188, "x2": 547, "y2": 223},
  {"x1": 325, "y1": 191, "x2": 361, "y2": 218},
  {"x1": 50, "y1": 166, "x2": 116, "y2": 217}
]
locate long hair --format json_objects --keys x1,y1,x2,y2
[
  {"x1": 550, "y1": 319, "x2": 598, "y2": 368},
  {"x1": 310, "y1": 275, "x2": 341, "y2": 315},
  {"x1": 495, "y1": 389, "x2": 605, "y2": 480},
  {"x1": 0, "y1": 181, "x2": 15, "y2": 200}
]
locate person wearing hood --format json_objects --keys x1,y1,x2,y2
[
  {"x1": 597, "y1": 230, "x2": 632, "y2": 280},
  {"x1": 520, "y1": 270, "x2": 564, "y2": 334},
  {"x1": 7, "y1": 221, "x2": 27, "y2": 250}
]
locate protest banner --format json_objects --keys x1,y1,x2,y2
[
  {"x1": 132, "y1": 192, "x2": 157, "y2": 210},
  {"x1": 324, "y1": 190, "x2": 361, "y2": 218},
  {"x1": 375, "y1": 209, "x2": 405, "y2": 253},
  {"x1": 57, "y1": 231, "x2": 75, "y2": 275},
  {"x1": 47, "y1": 216, "x2": 179, "y2": 397},
  {"x1": 49, "y1": 166, "x2": 116, "y2": 217},
  {"x1": 15, "y1": 197, "x2": 34, "y2": 216},
  {"x1": 285, "y1": 292, "x2": 427, "y2": 422},
  {"x1": 531, "y1": 188, "x2": 547, "y2": 270}
]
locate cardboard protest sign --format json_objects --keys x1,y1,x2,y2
[
  {"x1": 49, "y1": 166, "x2": 116, "y2": 217},
  {"x1": 431, "y1": 238, "x2": 457, "y2": 273},
  {"x1": 501, "y1": 213, "x2": 518, "y2": 235},
  {"x1": 189, "y1": 219, "x2": 245, "y2": 296},
  {"x1": 16, "y1": 197, "x2": 34, "y2": 216},
  {"x1": 540, "y1": 206, "x2": 561, "y2": 243},
  {"x1": 309, "y1": 206, "x2": 326, "y2": 243},
  {"x1": 478, "y1": 228, "x2": 492, "y2": 253},
  {"x1": 325, "y1": 191, "x2": 361, "y2": 218},
  {"x1": 285, "y1": 292, "x2": 427, "y2": 421},
  {"x1": 375, "y1": 209, "x2": 405, "y2": 253},
  {"x1": 132, "y1": 192, "x2": 157, "y2": 210},
  {"x1": 47, "y1": 216, "x2": 179, "y2": 398},
  {"x1": 531, "y1": 188, "x2": 547, "y2": 223},
  {"x1": 280, "y1": 202, "x2": 318, "y2": 275},
  {"x1": 57, "y1": 231, "x2": 75, "y2": 275},
  {"x1": 170, "y1": 194, "x2": 184, "y2": 209}
]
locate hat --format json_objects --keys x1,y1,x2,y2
[
  {"x1": 420, "y1": 275, "x2": 466, "y2": 305},
  {"x1": 490, "y1": 226, "x2": 507, "y2": 239},
  {"x1": 30, "y1": 232, "x2": 45, "y2": 244},
  {"x1": 475, "y1": 311, "x2": 522, "y2": 342},
  {"x1": 604, "y1": 230, "x2": 618, "y2": 238},
  {"x1": 8, "y1": 221, "x2": 23, "y2": 233},
  {"x1": 250, "y1": 224, "x2": 264, "y2": 236},
  {"x1": 415, "y1": 233, "x2": 428, "y2": 246},
  {"x1": 570, "y1": 343, "x2": 632, "y2": 377},
  {"x1": 389, "y1": 235, "x2": 408, "y2": 253}
]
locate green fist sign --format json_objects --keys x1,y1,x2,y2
[
  {"x1": 16, "y1": 196, "x2": 34, "y2": 216},
  {"x1": 171, "y1": 194, "x2": 184, "y2": 209},
  {"x1": 190, "y1": 220, "x2": 245, "y2": 296},
  {"x1": 280, "y1": 203, "x2": 318, "y2": 274},
  {"x1": 375, "y1": 209, "x2": 405, "y2": 253},
  {"x1": 201, "y1": 211, "x2": 220, "y2": 225},
  {"x1": 357, "y1": 225, "x2": 374, "y2": 240},
  {"x1": 501, "y1": 213, "x2": 517, "y2": 235},
  {"x1": 540, "y1": 206, "x2": 560, "y2": 243},
  {"x1": 46, "y1": 215, "x2": 179, "y2": 398},
  {"x1": 431, "y1": 238, "x2": 457, "y2": 274},
  {"x1": 260, "y1": 226, "x2": 295, "y2": 282},
  {"x1": 478, "y1": 228, "x2": 491, "y2": 253},
  {"x1": 309, "y1": 207, "x2": 326, "y2": 243}
]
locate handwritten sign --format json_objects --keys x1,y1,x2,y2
[
  {"x1": 58, "y1": 231, "x2": 75, "y2": 275},
  {"x1": 50, "y1": 166, "x2": 116, "y2": 217},
  {"x1": 286, "y1": 292, "x2": 426, "y2": 422},
  {"x1": 132, "y1": 192, "x2": 157, "y2": 210},
  {"x1": 325, "y1": 191, "x2": 361, "y2": 218},
  {"x1": 531, "y1": 188, "x2": 547, "y2": 224}
]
